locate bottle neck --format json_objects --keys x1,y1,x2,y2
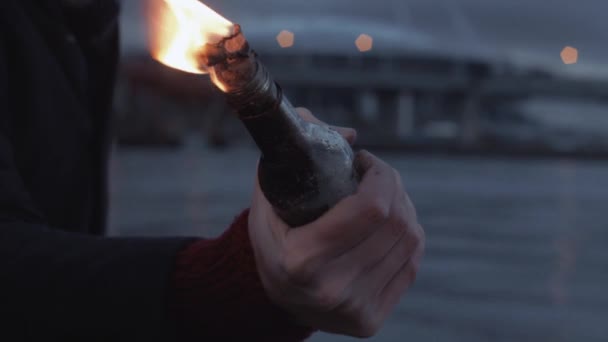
[{"x1": 224, "y1": 60, "x2": 311, "y2": 162}]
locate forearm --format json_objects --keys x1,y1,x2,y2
[
  {"x1": 1, "y1": 221, "x2": 192, "y2": 340},
  {"x1": 170, "y1": 209, "x2": 316, "y2": 341}
]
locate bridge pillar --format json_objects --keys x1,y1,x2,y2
[
  {"x1": 356, "y1": 89, "x2": 380, "y2": 124},
  {"x1": 460, "y1": 88, "x2": 482, "y2": 147},
  {"x1": 395, "y1": 90, "x2": 415, "y2": 139},
  {"x1": 305, "y1": 88, "x2": 324, "y2": 115}
]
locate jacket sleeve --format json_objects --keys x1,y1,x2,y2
[
  {"x1": 0, "y1": 28, "x2": 193, "y2": 342},
  {"x1": 0, "y1": 128, "x2": 194, "y2": 340},
  {"x1": 1, "y1": 221, "x2": 193, "y2": 339}
]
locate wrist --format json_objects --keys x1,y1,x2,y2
[{"x1": 170, "y1": 209, "x2": 316, "y2": 340}]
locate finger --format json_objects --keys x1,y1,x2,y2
[
  {"x1": 393, "y1": 169, "x2": 418, "y2": 222},
  {"x1": 250, "y1": 165, "x2": 290, "y2": 245},
  {"x1": 333, "y1": 126, "x2": 357, "y2": 146},
  {"x1": 347, "y1": 214, "x2": 420, "y2": 305},
  {"x1": 314, "y1": 183, "x2": 406, "y2": 296},
  {"x1": 374, "y1": 222, "x2": 424, "y2": 298},
  {"x1": 296, "y1": 107, "x2": 357, "y2": 145},
  {"x1": 353, "y1": 149, "x2": 374, "y2": 178},
  {"x1": 376, "y1": 224, "x2": 425, "y2": 316},
  {"x1": 374, "y1": 261, "x2": 415, "y2": 323},
  {"x1": 287, "y1": 151, "x2": 398, "y2": 260},
  {"x1": 317, "y1": 239, "x2": 421, "y2": 338},
  {"x1": 247, "y1": 173, "x2": 289, "y2": 295}
]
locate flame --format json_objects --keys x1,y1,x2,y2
[{"x1": 148, "y1": 0, "x2": 233, "y2": 74}]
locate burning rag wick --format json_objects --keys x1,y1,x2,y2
[
  {"x1": 195, "y1": 24, "x2": 258, "y2": 93},
  {"x1": 151, "y1": 0, "x2": 234, "y2": 75},
  {"x1": 151, "y1": 0, "x2": 268, "y2": 93},
  {"x1": 197, "y1": 25, "x2": 249, "y2": 68}
]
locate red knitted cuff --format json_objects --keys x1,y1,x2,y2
[{"x1": 170, "y1": 209, "x2": 316, "y2": 341}]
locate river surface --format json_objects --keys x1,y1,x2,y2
[{"x1": 108, "y1": 139, "x2": 608, "y2": 341}]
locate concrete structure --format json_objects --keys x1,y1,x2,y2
[
  {"x1": 256, "y1": 53, "x2": 608, "y2": 148},
  {"x1": 114, "y1": 50, "x2": 608, "y2": 151}
]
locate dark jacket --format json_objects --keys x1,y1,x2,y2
[{"x1": 0, "y1": 1, "x2": 190, "y2": 340}]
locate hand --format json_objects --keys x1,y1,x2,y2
[{"x1": 248, "y1": 108, "x2": 425, "y2": 337}]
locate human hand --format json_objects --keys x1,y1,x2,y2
[{"x1": 248, "y1": 108, "x2": 425, "y2": 337}]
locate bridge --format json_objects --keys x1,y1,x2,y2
[
  {"x1": 116, "y1": 52, "x2": 608, "y2": 149},
  {"x1": 261, "y1": 53, "x2": 608, "y2": 147}
]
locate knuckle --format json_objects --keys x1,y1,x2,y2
[
  {"x1": 389, "y1": 209, "x2": 408, "y2": 235},
  {"x1": 280, "y1": 252, "x2": 317, "y2": 286},
  {"x1": 312, "y1": 284, "x2": 345, "y2": 312},
  {"x1": 361, "y1": 199, "x2": 390, "y2": 224},
  {"x1": 342, "y1": 298, "x2": 381, "y2": 337},
  {"x1": 413, "y1": 223, "x2": 426, "y2": 247},
  {"x1": 410, "y1": 232, "x2": 422, "y2": 250},
  {"x1": 398, "y1": 234, "x2": 413, "y2": 259},
  {"x1": 353, "y1": 312, "x2": 382, "y2": 338},
  {"x1": 385, "y1": 210, "x2": 409, "y2": 242},
  {"x1": 388, "y1": 220, "x2": 407, "y2": 241},
  {"x1": 408, "y1": 261, "x2": 420, "y2": 282},
  {"x1": 419, "y1": 223, "x2": 427, "y2": 240}
]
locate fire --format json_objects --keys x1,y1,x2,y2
[{"x1": 147, "y1": 0, "x2": 234, "y2": 74}]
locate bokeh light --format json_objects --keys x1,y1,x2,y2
[
  {"x1": 276, "y1": 30, "x2": 295, "y2": 48},
  {"x1": 355, "y1": 34, "x2": 373, "y2": 52},
  {"x1": 560, "y1": 46, "x2": 578, "y2": 64}
]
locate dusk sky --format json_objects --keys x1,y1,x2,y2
[{"x1": 120, "y1": 0, "x2": 608, "y2": 78}]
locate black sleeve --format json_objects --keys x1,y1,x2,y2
[
  {"x1": 62, "y1": 0, "x2": 122, "y2": 42},
  {"x1": 1, "y1": 222, "x2": 192, "y2": 340},
  {"x1": 0, "y1": 11, "x2": 193, "y2": 342},
  {"x1": 0, "y1": 103, "x2": 192, "y2": 340}
]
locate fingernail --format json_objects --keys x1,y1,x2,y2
[
  {"x1": 343, "y1": 127, "x2": 357, "y2": 136},
  {"x1": 354, "y1": 150, "x2": 374, "y2": 177},
  {"x1": 331, "y1": 126, "x2": 357, "y2": 144},
  {"x1": 344, "y1": 128, "x2": 357, "y2": 145}
]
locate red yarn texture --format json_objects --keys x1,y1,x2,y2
[{"x1": 171, "y1": 209, "x2": 316, "y2": 341}]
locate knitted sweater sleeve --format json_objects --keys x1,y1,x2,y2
[{"x1": 170, "y1": 209, "x2": 317, "y2": 341}]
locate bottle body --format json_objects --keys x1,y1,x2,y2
[
  {"x1": 207, "y1": 37, "x2": 358, "y2": 227},
  {"x1": 235, "y1": 91, "x2": 358, "y2": 227},
  {"x1": 253, "y1": 103, "x2": 358, "y2": 227}
]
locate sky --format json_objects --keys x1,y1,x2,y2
[{"x1": 119, "y1": 0, "x2": 608, "y2": 79}]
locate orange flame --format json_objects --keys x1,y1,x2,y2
[{"x1": 147, "y1": 0, "x2": 233, "y2": 74}]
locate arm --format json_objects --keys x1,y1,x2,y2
[
  {"x1": 0, "y1": 17, "x2": 182, "y2": 336},
  {"x1": 169, "y1": 110, "x2": 425, "y2": 340},
  {"x1": 0, "y1": 113, "x2": 192, "y2": 339},
  {"x1": 0, "y1": 11, "x2": 314, "y2": 339},
  {"x1": 170, "y1": 210, "x2": 316, "y2": 341},
  {"x1": 1, "y1": 221, "x2": 192, "y2": 339},
  {"x1": 0, "y1": 84, "x2": 311, "y2": 342},
  {"x1": 0, "y1": 123, "x2": 313, "y2": 341}
]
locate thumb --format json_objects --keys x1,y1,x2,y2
[{"x1": 250, "y1": 161, "x2": 291, "y2": 238}]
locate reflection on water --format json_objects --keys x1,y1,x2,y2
[
  {"x1": 551, "y1": 237, "x2": 577, "y2": 306},
  {"x1": 551, "y1": 160, "x2": 579, "y2": 307},
  {"x1": 109, "y1": 141, "x2": 608, "y2": 341}
]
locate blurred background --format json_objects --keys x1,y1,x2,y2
[{"x1": 109, "y1": 0, "x2": 608, "y2": 341}]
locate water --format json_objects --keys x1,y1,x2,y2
[{"x1": 108, "y1": 140, "x2": 608, "y2": 341}]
